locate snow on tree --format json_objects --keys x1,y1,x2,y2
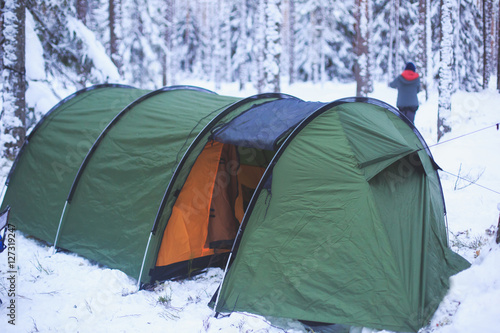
[
  {"x1": 284, "y1": 0, "x2": 295, "y2": 84},
  {"x1": 262, "y1": 0, "x2": 282, "y2": 92},
  {"x1": 456, "y1": 0, "x2": 482, "y2": 92},
  {"x1": 374, "y1": 0, "x2": 420, "y2": 82},
  {"x1": 211, "y1": 0, "x2": 223, "y2": 89},
  {"x1": 293, "y1": 0, "x2": 352, "y2": 83},
  {"x1": 354, "y1": 0, "x2": 373, "y2": 96},
  {"x1": 108, "y1": 0, "x2": 123, "y2": 72},
  {"x1": 76, "y1": 0, "x2": 88, "y2": 24},
  {"x1": 162, "y1": 0, "x2": 176, "y2": 86},
  {"x1": 233, "y1": 0, "x2": 251, "y2": 90},
  {"x1": 438, "y1": 0, "x2": 455, "y2": 141},
  {"x1": 482, "y1": 0, "x2": 493, "y2": 89},
  {"x1": 1, "y1": 0, "x2": 26, "y2": 160},
  {"x1": 498, "y1": 0, "x2": 500, "y2": 91},
  {"x1": 254, "y1": 0, "x2": 266, "y2": 93},
  {"x1": 385, "y1": 0, "x2": 400, "y2": 79},
  {"x1": 416, "y1": 0, "x2": 430, "y2": 98}
]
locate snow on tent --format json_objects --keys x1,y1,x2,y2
[{"x1": 1, "y1": 84, "x2": 469, "y2": 332}]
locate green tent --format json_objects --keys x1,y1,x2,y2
[{"x1": 1, "y1": 85, "x2": 469, "y2": 332}]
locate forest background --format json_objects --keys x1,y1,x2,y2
[{"x1": 0, "y1": 0, "x2": 498, "y2": 159}]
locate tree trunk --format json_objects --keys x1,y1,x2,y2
[
  {"x1": 497, "y1": 0, "x2": 500, "y2": 91},
  {"x1": 263, "y1": 0, "x2": 281, "y2": 93},
  {"x1": 256, "y1": 0, "x2": 266, "y2": 93},
  {"x1": 0, "y1": 0, "x2": 4, "y2": 77},
  {"x1": 163, "y1": 0, "x2": 175, "y2": 86},
  {"x1": 225, "y1": 2, "x2": 232, "y2": 83},
  {"x1": 288, "y1": 0, "x2": 295, "y2": 85},
  {"x1": 1, "y1": 0, "x2": 26, "y2": 160},
  {"x1": 76, "y1": 0, "x2": 87, "y2": 25},
  {"x1": 438, "y1": 0, "x2": 454, "y2": 141},
  {"x1": 390, "y1": 0, "x2": 400, "y2": 78},
  {"x1": 214, "y1": 0, "x2": 222, "y2": 90},
  {"x1": 417, "y1": 0, "x2": 428, "y2": 99},
  {"x1": 483, "y1": 0, "x2": 493, "y2": 89},
  {"x1": 238, "y1": 0, "x2": 248, "y2": 90},
  {"x1": 109, "y1": 0, "x2": 122, "y2": 72},
  {"x1": 354, "y1": 0, "x2": 371, "y2": 97}
]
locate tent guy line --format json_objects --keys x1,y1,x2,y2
[
  {"x1": 427, "y1": 122, "x2": 500, "y2": 150},
  {"x1": 439, "y1": 169, "x2": 500, "y2": 196}
]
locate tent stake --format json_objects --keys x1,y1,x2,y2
[{"x1": 53, "y1": 201, "x2": 68, "y2": 255}]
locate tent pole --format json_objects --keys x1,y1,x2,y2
[
  {"x1": 0, "y1": 183, "x2": 7, "y2": 202},
  {"x1": 212, "y1": 223, "x2": 245, "y2": 316},
  {"x1": 53, "y1": 201, "x2": 68, "y2": 255},
  {"x1": 137, "y1": 232, "x2": 153, "y2": 290}
]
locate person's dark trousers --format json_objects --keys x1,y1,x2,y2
[{"x1": 398, "y1": 106, "x2": 418, "y2": 124}]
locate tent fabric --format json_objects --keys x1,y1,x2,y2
[
  {"x1": 1, "y1": 85, "x2": 149, "y2": 243},
  {"x1": 212, "y1": 98, "x2": 325, "y2": 150},
  {"x1": 56, "y1": 89, "x2": 240, "y2": 279},
  {"x1": 144, "y1": 94, "x2": 290, "y2": 282},
  {"x1": 1, "y1": 86, "x2": 469, "y2": 332},
  {"x1": 214, "y1": 102, "x2": 470, "y2": 332}
]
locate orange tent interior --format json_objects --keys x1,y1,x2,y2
[{"x1": 155, "y1": 141, "x2": 268, "y2": 275}]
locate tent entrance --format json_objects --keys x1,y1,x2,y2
[{"x1": 154, "y1": 142, "x2": 270, "y2": 280}]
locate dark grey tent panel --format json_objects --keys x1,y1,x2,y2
[{"x1": 212, "y1": 98, "x2": 325, "y2": 150}]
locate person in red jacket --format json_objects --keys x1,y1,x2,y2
[{"x1": 389, "y1": 62, "x2": 420, "y2": 123}]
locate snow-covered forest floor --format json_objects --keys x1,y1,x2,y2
[{"x1": 0, "y1": 80, "x2": 499, "y2": 333}]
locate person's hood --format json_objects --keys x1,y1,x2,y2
[{"x1": 401, "y1": 70, "x2": 419, "y2": 81}]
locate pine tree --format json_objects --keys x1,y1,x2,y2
[
  {"x1": 263, "y1": 0, "x2": 282, "y2": 92},
  {"x1": 438, "y1": 0, "x2": 455, "y2": 141},
  {"x1": 233, "y1": 0, "x2": 250, "y2": 90},
  {"x1": 457, "y1": 0, "x2": 482, "y2": 92},
  {"x1": 1, "y1": 0, "x2": 26, "y2": 160},
  {"x1": 324, "y1": 0, "x2": 354, "y2": 81}
]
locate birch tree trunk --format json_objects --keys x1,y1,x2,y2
[
  {"x1": 417, "y1": 0, "x2": 429, "y2": 99},
  {"x1": 354, "y1": 0, "x2": 372, "y2": 97},
  {"x1": 483, "y1": 0, "x2": 493, "y2": 88},
  {"x1": 214, "y1": 0, "x2": 222, "y2": 90},
  {"x1": 163, "y1": 0, "x2": 175, "y2": 86},
  {"x1": 388, "y1": 0, "x2": 401, "y2": 78},
  {"x1": 263, "y1": 0, "x2": 281, "y2": 92},
  {"x1": 256, "y1": 0, "x2": 266, "y2": 93},
  {"x1": 1, "y1": 0, "x2": 26, "y2": 160},
  {"x1": 438, "y1": 0, "x2": 454, "y2": 141},
  {"x1": 498, "y1": 0, "x2": 500, "y2": 91},
  {"x1": 238, "y1": 0, "x2": 248, "y2": 90},
  {"x1": 288, "y1": 0, "x2": 295, "y2": 85}
]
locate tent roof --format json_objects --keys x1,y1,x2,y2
[{"x1": 212, "y1": 98, "x2": 325, "y2": 150}]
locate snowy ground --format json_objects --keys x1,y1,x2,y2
[{"x1": 0, "y1": 80, "x2": 499, "y2": 333}]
